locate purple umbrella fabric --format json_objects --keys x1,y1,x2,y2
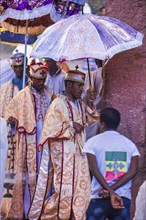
[
  {"x1": 0, "y1": 0, "x2": 85, "y2": 34},
  {"x1": 1, "y1": 0, "x2": 53, "y2": 11},
  {"x1": 0, "y1": 0, "x2": 85, "y2": 21}
]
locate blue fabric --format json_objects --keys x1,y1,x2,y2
[
  {"x1": 74, "y1": 100, "x2": 79, "y2": 110},
  {"x1": 12, "y1": 76, "x2": 28, "y2": 90},
  {"x1": 71, "y1": 0, "x2": 85, "y2": 5},
  {"x1": 86, "y1": 197, "x2": 131, "y2": 220},
  {"x1": 1, "y1": 31, "x2": 37, "y2": 45}
]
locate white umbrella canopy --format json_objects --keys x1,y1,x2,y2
[{"x1": 31, "y1": 14, "x2": 144, "y2": 61}]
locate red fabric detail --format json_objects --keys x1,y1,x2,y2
[
  {"x1": 16, "y1": 58, "x2": 21, "y2": 63},
  {"x1": 40, "y1": 70, "x2": 46, "y2": 76},
  {"x1": 57, "y1": 140, "x2": 64, "y2": 219},
  {"x1": 106, "y1": 171, "x2": 126, "y2": 182}
]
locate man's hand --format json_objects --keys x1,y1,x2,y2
[
  {"x1": 109, "y1": 191, "x2": 125, "y2": 209},
  {"x1": 98, "y1": 189, "x2": 109, "y2": 198},
  {"x1": 73, "y1": 122, "x2": 84, "y2": 133},
  {"x1": 98, "y1": 189, "x2": 124, "y2": 209},
  {"x1": 87, "y1": 154, "x2": 124, "y2": 210},
  {"x1": 7, "y1": 117, "x2": 15, "y2": 128},
  {"x1": 87, "y1": 88, "x2": 96, "y2": 109}
]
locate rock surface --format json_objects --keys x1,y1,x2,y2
[{"x1": 103, "y1": 0, "x2": 146, "y2": 218}]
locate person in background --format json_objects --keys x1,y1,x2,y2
[
  {"x1": 82, "y1": 58, "x2": 103, "y2": 140},
  {"x1": 99, "y1": 5, "x2": 106, "y2": 16},
  {"x1": 133, "y1": 180, "x2": 146, "y2": 220},
  {"x1": 57, "y1": 61, "x2": 70, "y2": 72},
  {"x1": 28, "y1": 69, "x2": 100, "y2": 220},
  {"x1": 83, "y1": 108, "x2": 139, "y2": 220},
  {"x1": 0, "y1": 51, "x2": 29, "y2": 216},
  {"x1": 0, "y1": 59, "x2": 15, "y2": 88},
  {"x1": 95, "y1": 4, "x2": 106, "y2": 16},
  {"x1": 43, "y1": 58, "x2": 66, "y2": 95},
  {"x1": 0, "y1": 63, "x2": 53, "y2": 219},
  {"x1": 0, "y1": 50, "x2": 28, "y2": 119}
]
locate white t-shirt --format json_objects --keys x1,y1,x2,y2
[
  {"x1": 45, "y1": 69, "x2": 65, "y2": 95},
  {"x1": 82, "y1": 131, "x2": 140, "y2": 199}
]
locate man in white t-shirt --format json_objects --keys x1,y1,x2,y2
[
  {"x1": 43, "y1": 58, "x2": 66, "y2": 95},
  {"x1": 83, "y1": 108, "x2": 140, "y2": 220}
]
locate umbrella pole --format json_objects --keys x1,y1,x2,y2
[
  {"x1": 22, "y1": 20, "x2": 28, "y2": 89},
  {"x1": 82, "y1": 5, "x2": 92, "y2": 90},
  {"x1": 87, "y1": 58, "x2": 92, "y2": 88}
]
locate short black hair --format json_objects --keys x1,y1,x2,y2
[
  {"x1": 95, "y1": 59, "x2": 102, "y2": 68},
  {"x1": 100, "y1": 108, "x2": 121, "y2": 130},
  {"x1": 99, "y1": 5, "x2": 105, "y2": 12}
]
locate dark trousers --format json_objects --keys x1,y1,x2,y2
[{"x1": 86, "y1": 197, "x2": 130, "y2": 220}]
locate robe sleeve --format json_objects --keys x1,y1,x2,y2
[
  {"x1": 5, "y1": 88, "x2": 36, "y2": 134},
  {"x1": 5, "y1": 95, "x2": 19, "y2": 121},
  {"x1": 0, "y1": 82, "x2": 12, "y2": 118},
  {"x1": 40, "y1": 97, "x2": 76, "y2": 145},
  {"x1": 85, "y1": 104, "x2": 100, "y2": 126}
]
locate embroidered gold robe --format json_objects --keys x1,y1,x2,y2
[
  {"x1": 0, "y1": 85, "x2": 52, "y2": 220},
  {"x1": 28, "y1": 95, "x2": 99, "y2": 220},
  {"x1": 0, "y1": 81, "x2": 19, "y2": 118}
]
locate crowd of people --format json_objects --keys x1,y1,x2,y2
[{"x1": 0, "y1": 50, "x2": 143, "y2": 220}]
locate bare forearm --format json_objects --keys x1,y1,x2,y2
[
  {"x1": 87, "y1": 102, "x2": 94, "y2": 110},
  {"x1": 111, "y1": 156, "x2": 138, "y2": 190},
  {"x1": 111, "y1": 170, "x2": 137, "y2": 191},
  {"x1": 91, "y1": 168, "x2": 113, "y2": 193},
  {"x1": 86, "y1": 153, "x2": 124, "y2": 209}
]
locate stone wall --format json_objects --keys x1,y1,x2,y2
[{"x1": 103, "y1": 0, "x2": 146, "y2": 218}]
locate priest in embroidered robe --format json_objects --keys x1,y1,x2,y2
[
  {"x1": 0, "y1": 50, "x2": 28, "y2": 119},
  {"x1": 0, "y1": 63, "x2": 53, "y2": 220},
  {"x1": 28, "y1": 69, "x2": 99, "y2": 220}
]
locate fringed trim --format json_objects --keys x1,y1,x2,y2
[
  {"x1": 0, "y1": 4, "x2": 60, "y2": 22},
  {"x1": 107, "y1": 32, "x2": 144, "y2": 59}
]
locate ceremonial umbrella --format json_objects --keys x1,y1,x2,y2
[
  {"x1": 0, "y1": 1, "x2": 56, "y2": 35},
  {"x1": 0, "y1": 0, "x2": 85, "y2": 88},
  {"x1": 31, "y1": 14, "x2": 144, "y2": 85},
  {"x1": 0, "y1": 0, "x2": 56, "y2": 88},
  {"x1": 0, "y1": 0, "x2": 85, "y2": 35}
]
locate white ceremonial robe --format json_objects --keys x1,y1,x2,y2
[{"x1": 0, "y1": 117, "x2": 8, "y2": 201}]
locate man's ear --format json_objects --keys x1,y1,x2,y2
[
  {"x1": 26, "y1": 66, "x2": 30, "y2": 77},
  {"x1": 100, "y1": 121, "x2": 106, "y2": 129}
]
